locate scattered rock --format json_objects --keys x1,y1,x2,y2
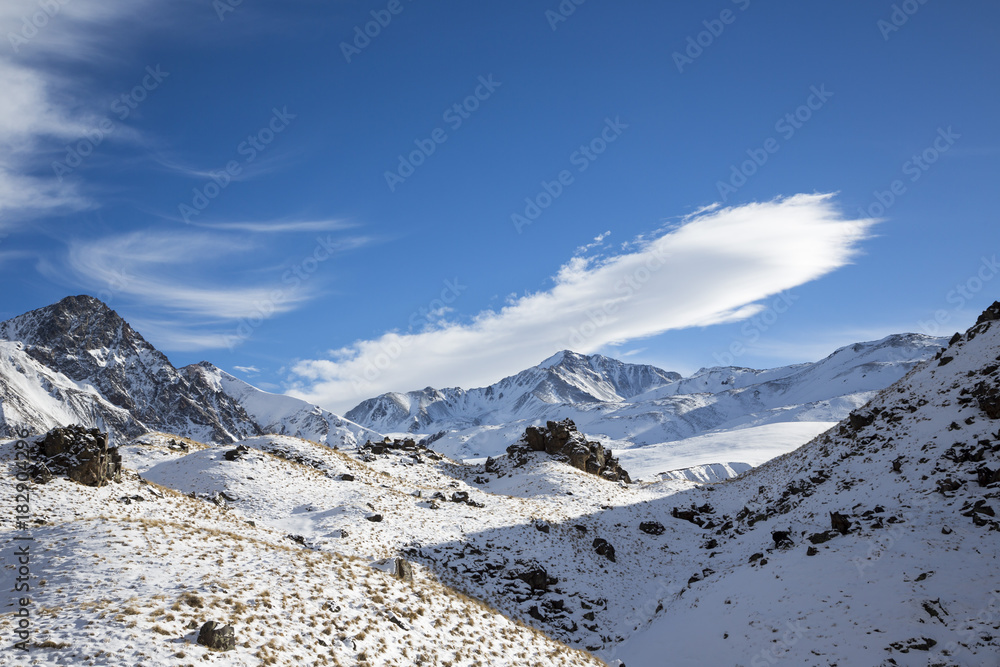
[
  {"x1": 593, "y1": 538, "x2": 616, "y2": 563},
  {"x1": 806, "y1": 546, "x2": 819, "y2": 556},
  {"x1": 830, "y1": 511, "x2": 852, "y2": 534},
  {"x1": 514, "y1": 566, "x2": 556, "y2": 591},
  {"x1": 394, "y1": 558, "x2": 414, "y2": 583},
  {"x1": 639, "y1": 521, "x2": 665, "y2": 536},
  {"x1": 365, "y1": 514, "x2": 383, "y2": 523},
  {"x1": 889, "y1": 637, "x2": 937, "y2": 653},
  {"x1": 28, "y1": 462, "x2": 54, "y2": 484},
  {"x1": 535, "y1": 521, "x2": 550, "y2": 534},
  {"x1": 340, "y1": 473, "x2": 355, "y2": 482},
  {"x1": 197, "y1": 621, "x2": 236, "y2": 651},
  {"x1": 977, "y1": 466, "x2": 1000, "y2": 487}
]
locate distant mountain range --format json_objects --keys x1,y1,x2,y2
[
  {"x1": 345, "y1": 334, "x2": 949, "y2": 465},
  {"x1": 0, "y1": 295, "x2": 949, "y2": 475}
]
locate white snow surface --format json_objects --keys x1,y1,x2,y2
[{"x1": 1, "y1": 305, "x2": 998, "y2": 666}]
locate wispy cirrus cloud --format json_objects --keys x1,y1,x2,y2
[
  {"x1": 0, "y1": 0, "x2": 165, "y2": 224},
  {"x1": 189, "y1": 219, "x2": 357, "y2": 234},
  {"x1": 287, "y1": 193, "x2": 875, "y2": 414},
  {"x1": 37, "y1": 224, "x2": 370, "y2": 350}
]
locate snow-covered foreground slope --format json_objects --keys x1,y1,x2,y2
[
  {"x1": 613, "y1": 421, "x2": 836, "y2": 481},
  {"x1": 614, "y1": 304, "x2": 1000, "y2": 666},
  {"x1": 0, "y1": 437, "x2": 607, "y2": 667}
]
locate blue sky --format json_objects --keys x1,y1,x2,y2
[{"x1": 0, "y1": 0, "x2": 997, "y2": 413}]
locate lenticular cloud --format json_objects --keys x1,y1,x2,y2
[{"x1": 290, "y1": 193, "x2": 875, "y2": 412}]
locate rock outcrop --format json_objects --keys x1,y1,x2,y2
[
  {"x1": 503, "y1": 419, "x2": 632, "y2": 483},
  {"x1": 34, "y1": 425, "x2": 121, "y2": 487}
]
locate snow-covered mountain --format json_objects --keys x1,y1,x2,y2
[
  {"x1": 346, "y1": 334, "x2": 948, "y2": 471},
  {"x1": 0, "y1": 296, "x2": 375, "y2": 447},
  {"x1": 4, "y1": 301, "x2": 995, "y2": 665},
  {"x1": 345, "y1": 349, "x2": 681, "y2": 432}
]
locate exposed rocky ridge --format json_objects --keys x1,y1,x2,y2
[
  {"x1": 0, "y1": 296, "x2": 375, "y2": 447},
  {"x1": 0, "y1": 296, "x2": 260, "y2": 442}
]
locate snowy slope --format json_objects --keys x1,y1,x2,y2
[
  {"x1": 4, "y1": 302, "x2": 993, "y2": 666},
  {"x1": 190, "y1": 362, "x2": 379, "y2": 448},
  {"x1": 614, "y1": 303, "x2": 1000, "y2": 666},
  {"x1": 0, "y1": 438, "x2": 607, "y2": 666}
]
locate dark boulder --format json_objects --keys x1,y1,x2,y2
[
  {"x1": 830, "y1": 511, "x2": 852, "y2": 534},
  {"x1": 639, "y1": 521, "x2": 665, "y2": 536},
  {"x1": 772, "y1": 531, "x2": 793, "y2": 548},
  {"x1": 593, "y1": 538, "x2": 616, "y2": 563},
  {"x1": 223, "y1": 445, "x2": 249, "y2": 461},
  {"x1": 197, "y1": 621, "x2": 235, "y2": 651}
]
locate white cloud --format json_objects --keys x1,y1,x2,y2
[
  {"x1": 287, "y1": 193, "x2": 875, "y2": 414},
  {"x1": 0, "y1": 0, "x2": 161, "y2": 224},
  {"x1": 55, "y1": 230, "x2": 317, "y2": 320},
  {"x1": 189, "y1": 219, "x2": 357, "y2": 234},
  {"x1": 233, "y1": 365, "x2": 261, "y2": 375}
]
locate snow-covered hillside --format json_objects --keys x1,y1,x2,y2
[
  {"x1": 0, "y1": 436, "x2": 607, "y2": 666},
  {"x1": 2, "y1": 297, "x2": 997, "y2": 666},
  {"x1": 615, "y1": 302, "x2": 1000, "y2": 665}
]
